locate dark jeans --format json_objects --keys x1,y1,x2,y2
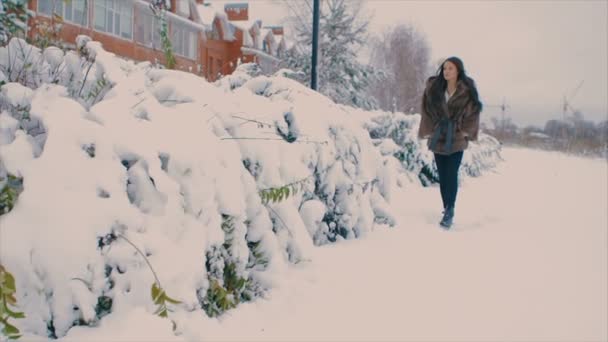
[{"x1": 434, "y1": 151, "x2": 464, "y2": 209}]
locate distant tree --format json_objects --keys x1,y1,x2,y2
[
  {"x1": 544, "y1": 119, "x2": 573, "y2": 139},
  {"x1": 367, "y1": 24, "x2": 431, "y2": 113},
  {"x1": 597, "y1": 120, "x2": 608, "y2": 144}
]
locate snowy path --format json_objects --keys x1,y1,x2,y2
[{"x1": 188, "y1": 147, "x2": 607, "y2": 342}]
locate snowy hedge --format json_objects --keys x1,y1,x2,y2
[
  {"x1": 0, "y1": 37, "x2": 500, "y2": 340},
  {"x1": 0, "y1": 37, "x2": 399, "y2": 340},
  {"x1": 352, "y1": 110, "x2": 502, "y2": 186}
]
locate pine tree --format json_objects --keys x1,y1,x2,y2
[
  {"x1": 283, "y1": 0, "x2": 381, "y2": 110},
  {"x1": 0, "y1": 0, "x2": 33, "y2": 45}
]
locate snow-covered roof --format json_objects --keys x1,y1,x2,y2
[
  {"x1": 241, "y1": 46, "x2": 280, "y2": 63},
  {"x1": 259, "y1": 29, "x2": 278, "y2": 55},
  {"x1": 241, "y1": 29, "x2": 254, "y2": 47},
  {"x1": 195, "y1": 3, "x2": 217, "y2": 25},
  {"x1": 260, "y1": 28, "x2": 272, "y2": 40},
  {"x1": 224, "y1": 2, "x2": 248, "y2": 9},
  {"x1": 135, "y1": 0, "x2": 206, "y2": 32},
  {"x1": 194, "y1": 4, "x2": 234, "y2": 40},
  {"x1": 277, "y1": 36, "x2": 287, "y2": 52},
  {"x1": 230, "y1": 19, "x2": 261, "y2": 32}
]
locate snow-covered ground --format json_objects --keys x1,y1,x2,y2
[
  {"x1": 178, "y1": 147, "x2": 607, "y2": 342},
  {"x1": 1, "y1": 38, "x2": 605, "y2": 342},
  {"x1": 56, "y1": 147, "x2": 608, "y2": 341}
]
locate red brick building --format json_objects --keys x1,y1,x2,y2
[{"x1": 27, "y1": 0, "x2": 285, "y2": 81}]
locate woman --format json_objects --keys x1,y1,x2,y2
[{"x1": 418, "y1": 57, "x2": 482, "y2": 229}]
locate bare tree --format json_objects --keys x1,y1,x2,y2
[{"x1": 368, "y1": 24, "x2": 431, "y2": 113}]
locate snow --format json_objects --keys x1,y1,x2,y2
[
  {"x1": 229, "y1": 20, "x2": 260, "y2": 49},
  {"x1": 134, "y1": 0, "x2": 206, "y2": 33},
  {"x1": 195, "y1": 4, "x2": 235, "y2": 40},
  {"x1": 1, "y1": 82, "x2": 33, "y2": 108},
  {"x1": 2, "y1": 37, "x2": 603, "y2": 342},
  {"x1": 164, "y1": 147, "x2": 608, "y2": 342},
  {"x1": 42, "y1": 46, "x2": 64, "y2": 69},
  {"x1": 529, "y1": 131, "x2": 551, "y2": 139},
  {"x1": 22, "y1": 148, "x2": 599, "y2": 342},
  {"x1": 241, "y1": 47, "x2": 280, "y2": 63},
  {"x1": 196, "y1": 3, "x2": 220, "y2": 25}
]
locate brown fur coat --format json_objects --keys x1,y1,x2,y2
[{"x1": 418, "y1": 76, "x2": 481, "y2": 154}]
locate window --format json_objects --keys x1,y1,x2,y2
[
  {"x1": 37, "y1": 0, "x2": 54, "y2": 16},
  {"x1": 94, "y1": 0, "x2": 133, "y2": 39},
  {"x1": 134, "y1": 6, "x2": 161, "y2": 48},
  {"x1": 37, "y1": 0, "x2": 89, "y2": 27},
  {"x1": 171, "y1": 20, "x2": 197, "y2": 60},
  {"x1": 176, "y1": 0, "x2": 190, "y2": 17}
]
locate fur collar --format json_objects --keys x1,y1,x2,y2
[{"x1": 424, "y1": 77, "x2": 472, "y2": 122}]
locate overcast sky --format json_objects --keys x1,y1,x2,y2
[{"x1": 209, "y1": 0, "x2": 607, "y2": 127}]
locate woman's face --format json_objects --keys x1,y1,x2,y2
[{"x1": 443, "y1": 61, "x2": 459, "y2": 82}]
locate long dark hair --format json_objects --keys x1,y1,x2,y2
[{"x1": 429, "y1": 56, "x2": 482, "y2": 112}]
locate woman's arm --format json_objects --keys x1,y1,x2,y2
[
  {"x1": 418, "y1": 77, "x2": 436, "y2": 139},
  {"x1": 461, "y1": 100, "x2": 481, "y2": 141}
]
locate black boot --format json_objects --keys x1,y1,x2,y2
[{"x1": 440, "y1": 206, "x2": 454, "y2": 229}]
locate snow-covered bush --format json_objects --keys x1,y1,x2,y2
[
  {"x1": 356, "y1": 110, "x2": 502, "y2": 186},
  {"x1": 363, "y1": 111, "x2": 438, "y2": 186},
  {"x1": 0, "y1": 36, "x2": 120, "y2": 109},
  {"x1": 460, "y1": 133, "x2": 503, "y2": 176},
  {"x1": 215, "y1": 63, "x2": 262, "y2": 91},
  {"x1": 0, "y1": 37, "x2": 399, "y2": 340},
  {"x1": 222, "y1": 71, "x2": 395, "y2": 245}
]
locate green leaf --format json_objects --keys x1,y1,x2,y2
[
  {"x1": 155, "y1": 306, "x2": 168, "y2": 318},
  {"x1": 284, "y1": 187, "x2": 290, "y2": 198},
  {"x1": 271, "y1": 190, "x2": 278, "y2": 203},
  {"x1": 274, "y1": 188, "x2": 280, "y2": 199},
  {"x1": 260, "y1": 191, "x2": 267, "y2": 204},
  {"x1": 4, "y1": 272, "x2": 16, "y2": 292},
  {"x1": 5, "y1": 305, "x2": 24, "y2": 319},
  {"x1": 163, "y1": 293, "x2": 181, "y2": 305},
  {"x1": 5, "y1": 291, "x2": 17, "y2": 306},
  {"x1": 151, "y1": 283, "x2": 163, "y2": 304},
  {"x1": 1, "y1": 321, "x2": 19, "y2": 338}
]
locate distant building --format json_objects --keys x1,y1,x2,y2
[{"x1": 27, "y1": 0, "x2": 287, "y2": 80}]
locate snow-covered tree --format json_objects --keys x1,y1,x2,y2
[
  {"x1": 0, "y1": 0, "x2": 32, "y2": 45},
  {"x1": 282, "y1": 0, "x2": 382, "y2": 110}
]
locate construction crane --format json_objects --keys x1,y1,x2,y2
[
  {"x1": 562, "y1": 80, "x2": 584, "y2": 120},
  {"x1": 486, "y1": 97, "x2": 510, "y2": 136}
]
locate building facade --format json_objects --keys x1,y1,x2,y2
[{"x1": 27, "y1": 0, "x2": 286, "y2": 81}]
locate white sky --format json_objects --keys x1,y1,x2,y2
[{"x1": 208, "y1": 0, "x2": 608, "y2": 127}]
